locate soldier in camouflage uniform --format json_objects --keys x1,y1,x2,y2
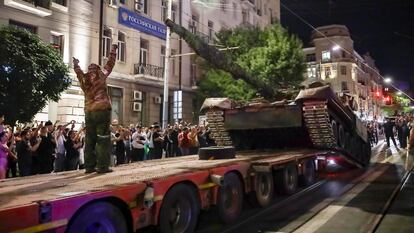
[{"x1": 72, "y1": 44, "x2": 117, "y2": 173}]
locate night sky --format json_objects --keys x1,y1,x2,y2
[{"x1": 280, "y1": 0, "x2": 414, "y2": 90}]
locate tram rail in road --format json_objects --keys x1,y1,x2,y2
[{"x1": 195, "y1": 142, "x2": 412, "y2": 233}]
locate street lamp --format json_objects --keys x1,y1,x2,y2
[
  {"x1": 397, "y1": 91, "x2": 402, "y2": 95},
  {"x1": 332, "y1": 45, "x2": 341, "y2": 51},
  {"x1": 384, "y1": 77, "x2": 392, "y2": 83}
]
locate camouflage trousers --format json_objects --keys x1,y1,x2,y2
[{"x1": 84, "y1": 109, "x2": 111, "y2": 171}]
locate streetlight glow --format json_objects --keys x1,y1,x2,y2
[
  {"x1": 397, "y1": 91, "x2": 402, "y2": 95},
  {"x1": 384, "y1": 77, "x2": 392, "y2": 83},
  {"x1": 332, "y1": 45, "x2": 341, "y2": 51}
]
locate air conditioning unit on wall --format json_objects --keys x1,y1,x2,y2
[
  {"x1": 133, "y1": 91, "x2": 142, "y2": 101},
  {"x1": 154, "y1": 96, "x2": 162, "y2": 104},
  {"x1": 132, "y1": 102, "x2": 142, "y2": 112}
]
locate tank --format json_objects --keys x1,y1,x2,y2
[
  {"x1": 165, "y1": 20, "x2": 371, "y2": 167},
  {"x1": 201, "y1": 85, "x2": 371, "y2": 167}
]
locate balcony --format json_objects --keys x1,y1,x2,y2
[
  {"x1": 4, "y1": 0, "x2": 52, "y2": 17},
  {"x1": 134, "y1": 63, "x2": 164, "y2": 80}
]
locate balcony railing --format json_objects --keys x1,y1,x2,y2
[
  {"x1": 5, "y1": 0, "x2": 52, "y2": 16},
  {"x1": 134, "y1": 63, "x2": 164, "y2": 79}
]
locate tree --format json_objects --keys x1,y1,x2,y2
[
  {"x1": 0, "y1": 26, "x2": 70, "y2": 126},
  {"x1": 197, "y1": 24, "x2": 306, "y2": 101}
]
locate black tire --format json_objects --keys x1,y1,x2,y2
[
  {"x1": 198, "y1": 146, "x2": 235, "y2": 160},
  {"x1": 300, "y1": 159, "x2": 316, "y2": 186},
  {"x1": 159, "y1": 184, "x2": 200, "y2": 233},
  {"x1": 217, "y1": 172, "x2": 243, "y2": 224},
  {"x1": 66, "y1": 202, "x2": 128, "y2": 233},
  {"x1": 338, "y1": 125, "x2": 346, "y2": 148},
  {"x1": 277, "y1": 163, "x2": 298, "y2": 195},
  {"x1": 255, "y1": 172, "x2": 275, "y2": 207},
  {"x1": 331, "y1": 120, "x2": 338, "y2": 145}
]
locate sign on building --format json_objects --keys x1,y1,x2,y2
[{"x1": 118, "y1": 7, "x2": 166, "y2": 40}]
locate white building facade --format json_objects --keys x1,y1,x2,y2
[
  {"x1": 1, "y1": 0, "x2": 279, "y2": 126},
  {"x1": 303, "y1": 25, "x2": 383, "y2": 120}
]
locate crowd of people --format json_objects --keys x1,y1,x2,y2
[
  {"x1": 366, "y1": 112, "x2": 414, "y2": 150},
  {"x1": 0, "y1": 115, "x2": 215, "y2": 179}
]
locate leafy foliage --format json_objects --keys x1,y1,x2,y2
[
  {"x1": 0, "y1": 26, "x2": 70, "y2": 125},
  {"x1": 197, "y1": 23, "x2": 306, "y2": 101}
]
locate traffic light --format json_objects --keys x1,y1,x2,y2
[{"x1": 384, "y1": 96, "x2": 392, "y2": 105}]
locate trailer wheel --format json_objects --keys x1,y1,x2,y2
[
  {"x1": 255, "y1": 172, "x2": 275, "y2": 207},
  {"x1": 277, "y1": 163, "x2": 298, "y2": 195},
  {"x1": 217, "y1": 172, "x2": 243, "y2": 224},
  {"x1": 159, "y1": 184, "x2": 199, "y2": 233},
  {"x1": 66, "y1": 202, "x2": 128, "y2": 233},
  {"x1": 198, "y1": 146, "x2": 236, "y2": 160},
  {"x1": 300, "y1": 159, "x2": 315, "y2": 186},
  {"x1": 338, "y1": 125, "x2": 346, "y2": 149}
]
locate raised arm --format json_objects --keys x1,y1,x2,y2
[
  {"x1": 72, "y1": 57, "x2": 85, "y2": 87},
  {"x1": 103, "y1": 44, "x2": 118, "y2": 77}
]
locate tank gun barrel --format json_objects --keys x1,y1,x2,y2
[{"x1": 165, "y1": 19, "x2": 274, "y2": 99}]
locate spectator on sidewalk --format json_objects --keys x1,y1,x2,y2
[{"x1": 384, "y1": 118, "x2": 398, "y2": 149}]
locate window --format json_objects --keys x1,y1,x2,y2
[
  {"x1": 109, "y1": 0, "x2": 117, "y2": 6},
  {"x1": 108, "y1": 87, "x2": 123, "y2": 123},
  {"x1": 120, "y1": 0, "x2": 126, "y2": 4},
  {"x1": 173, "y1": 90, "x2": 182, "y2": 121},
  {"x1": 208, "y1": 21, "x2": 214, "y2": 42},
  {"x1": 325, "y1": 67, "x2": 331, "y2": 78},
  {"x1": 306, "y1": 53, "x2": 316, "y2": 62},
  {"x1": 52, "y1": 0, "x2": 66, "y2": 6},
  {"x1": 171, "y1": 4, "x2": 176, "y2": 22},
  {"x1": 50, "y1": 33, "x2": 64, "y2": 56},
  {"x1": 140, "y1": 39, "x2": 149, "y2": 65},
  {"x1": 161, "y1": 1, "x2": 167, "y2": 21},
  {"x1": 189, "y1": 15, "x2": 198, "y2": 34},
  {"x1": 220, "y1": 0, "x2": 227, "y2": 11},
  {"x1": 342, "y1": 51, "x2": 346, "y2": 58},
  {"x1": 341, "y1": 81, "x2": 348, "y2": 92},
  {"x1": 322, "y1": 50, "x2": 331, "y2": 62},
  {"x1": 340, "y1": 65, "x2": 347, "y2": 75},
  {"x1": 171, "y1": 49, "x2": 177, "y2": 75},
  {"x1": 233, "y1": 3, "x2": 237, "y2": 18},
  {"x1": 160, "y1": 46, "x2": 166, "y2": 68},
  {"x1": 307, "y1": 67, "x2": 316, "y2": 78},
  {"x1": 117, "y1": 32, "x2": 126, "y2": 62},
  {"x1": 102, "y1": 27, "x2": 112, "y2": 58},
  {"x1": 242, "y1": 9, "x2": 249, "y2": 24},
  {"x1": 134, "y1": 0, "x2": 147, "y2": 14},
  {"x1": 9, "y1": 20, "x2": 36, "y2": 34}
]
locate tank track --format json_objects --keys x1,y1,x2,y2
[
  {"x1": 302, "y1": 101, "x2": 337, "y2": 148},
  {"x1": 206, "y1": 110, "x2": 233, "y2": 146}
]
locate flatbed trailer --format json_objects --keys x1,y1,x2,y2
[{"x1": 0, "y1": 149, "x2": 337, "y2": 233}]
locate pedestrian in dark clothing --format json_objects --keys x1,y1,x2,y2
[
  {"x1": 114, "y1": 129, "x2": 126, "y2": 165},
  {"x1": 383, "y1": 118, "x2": 398, "y2": 148},
  {"x1": 150, "y1": 126, "x2": 164, "y2": 159},
  {"x1": 64, "y1": 130, "x2": 81, "y2": 171},
  {"x1": 170, "y1": 126, "x2": 180, "y2": 157},
  {"x1": 37, "y1": 126, "x2": 56, "y2": 174},
  {"x1": 16, "y1": 130, "x2": 40, "y2": 176}
]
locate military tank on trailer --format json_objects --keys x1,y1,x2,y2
[{"x1": 165, "y1": 19, "x2": 371, "y2": 167}]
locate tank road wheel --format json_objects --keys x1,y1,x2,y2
[
  {"x1": 300, "y1": 159, "x2": 316, "y2": 186},
  {"x1": 255, "y1": 172, "x2": 275, "y2": 207},
  {"x1": 338, "y1": 125, "x2": 346, "y2": 149},
  {"x1": 66, "y1": 202, "x2": 128, "y2": 233},
  {"x1": 217, "y1": 172, "x2": 243, "y2": 224},
  {"x1": 331, "y1": 120, "x2": 339, "y2": 146},
  {"x1": 198, "y1": 146, "x2": 236, "y2": 160},
  {"x1": 159, "y1": 184, "x2": 200, "y2": 233},
  {"x1": 277, "y1": 163, "x2": 298, "y2": 195}
]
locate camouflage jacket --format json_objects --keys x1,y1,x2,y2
[{"x1": 74, "y1": 47, "x2": 116, "y2": 112}]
